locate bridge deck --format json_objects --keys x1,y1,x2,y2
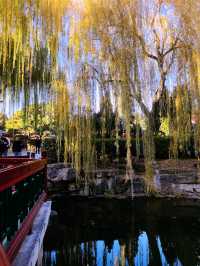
[{"x1": 0, "y1": 157, "x2": 48, "y2": 266}]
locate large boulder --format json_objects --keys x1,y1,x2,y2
[
  {"x1": 52, "y1": 168, "x2": 76, "y2": 182},
  {"x1": 47, "y1": 163, "x2": 76, "y2": 183},
  {"x1": 47, "y1": 163, "x2": 68, "y2": 179}
]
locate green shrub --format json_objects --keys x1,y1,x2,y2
[
  {"x1": 43, "y1": 137, "x2": 58, "y2": 163},
  {"x1": 42, "y1": 135, "x2": 196, "y2": 164},
  {"x1": 155, "y1": 136, "x2": 170, "y2": 159}
]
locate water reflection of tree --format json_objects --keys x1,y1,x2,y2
[
  {"x1": 54, "y1": 236, "x2": 186, "y2": 266},
  {"x1": 44, "y1": 199, "x2": 200, "y2": 266},
  {"x1": 157, "y1": 218, "x2": 200, "y2": 266}
]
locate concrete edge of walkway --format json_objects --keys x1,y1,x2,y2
[{"x1": 12, "y1": 201, "x2": 52, "y2": 266}]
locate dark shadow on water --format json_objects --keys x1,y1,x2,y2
[{"x1": 43, "y1": 197, "x2": 200, "y2": 266}]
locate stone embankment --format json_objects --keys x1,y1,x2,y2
[
  {"x1": 47, "y1": 159, "x2": 200, "y2": 200},
  {"x1": 47, "y1": 163, "x2": 145, "y2": 197},
  {"x1": 154, "y1": 160, "x2": 200, "y2": 199}
]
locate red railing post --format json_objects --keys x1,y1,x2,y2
[
  {"x1": 6, "y1": 192, "x2": 47, "y2": 262},
  {"x1": 0, "y1": 244, "x2": 10, "y2": 266}
]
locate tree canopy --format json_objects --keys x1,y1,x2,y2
[{"x1": 1, "y1": 0, "x2": 200, "y2": 189}]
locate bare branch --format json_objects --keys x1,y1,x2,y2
[
  {"x1": 165, "y1": 48, "x2": 176, "y2": 73},
  {"x1": 153, "y1": 29, "x2": 161, "y2": 53},
  {"x1": 163, "y1": 37, "x2": 180, "y2": 57},
  {"x1": 136, "y1": 33, "x2": 158, "y2": 61}
]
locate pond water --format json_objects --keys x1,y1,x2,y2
[{"x1": 43, "y1": 197, "x2": 200, "y2": 266}]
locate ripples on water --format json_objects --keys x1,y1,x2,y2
[{"x1": 43, "y1": 197, "x2": 200, "y2": 266}]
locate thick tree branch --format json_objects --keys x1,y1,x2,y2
[{"x1": 163, "y1": 37, "x2": 180, "y2": 57}]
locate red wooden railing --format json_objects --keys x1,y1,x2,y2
[{"x1": 0, "y1": 157, "x2": 47, "y2": 265}]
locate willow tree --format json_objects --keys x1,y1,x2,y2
[
  {"x1": 69, "y1": 0, "x2": 189, "y2": 189},
  {"x1": 1, "y1": 0, "x2": 200, "y2": 192},
  {"x1": 70, "y1": 0, "x2": 200, "y2": 182}
]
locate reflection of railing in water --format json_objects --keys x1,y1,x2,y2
[{"x1": 0, "y1": 157, "x2": 47, "y2": 265}]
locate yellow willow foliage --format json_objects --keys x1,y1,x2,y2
[
  {"x1": 114, "y1": 101, "x2": 120, "y2": 161},
  {"x1": 53, "y1": 79, "x2": 70, "y2": 162},
  {"x1": 143, "y1": 118, "x2": 155, "y2": 192},
  {"x1": 120, "y1": 84, "x2": 133, "y2": 175},
  {"x1": 135, "y1": 115, "x2": 140, "y2": 160},
  {"x1": 190, "y1": 51, "x2": 200, "y2": 154},
  {"x1": 0, "y1": 0, "x2": 69, "y2": 94},
  {"x1": 169, "y1": 0, "x2": 200, "y2": 79},
  {"x1": 40, "y1": 0, "x2": 68, "y2": 31},
  {"x1": 70, "y1": 0, "x2": 137, "y2": 61},
  {"x1": 175, "y1": 87, "x2": 191, "y2": 144},
  {"x1": 169, "y1": 85, "x2": 192, "y2": 158},
  {"x1": 78, "y1": 81, "x2": 95, "y2": 180},
  {"x1": 66, "y1": 66, "x2": 93, "y2": 175},
  {"x1": 170, "y1": 0, "x2": 200, "y2": 39},
  {"x1": 53, "y1": 71, "x2": 95, "y2": 179}
]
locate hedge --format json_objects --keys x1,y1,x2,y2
[
  {"x1": 43, "y1": 136, "x2": 196, "y2": 163},
  {"x1": 95, "y1": 136, "x2": 170, "y2": 160}
]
